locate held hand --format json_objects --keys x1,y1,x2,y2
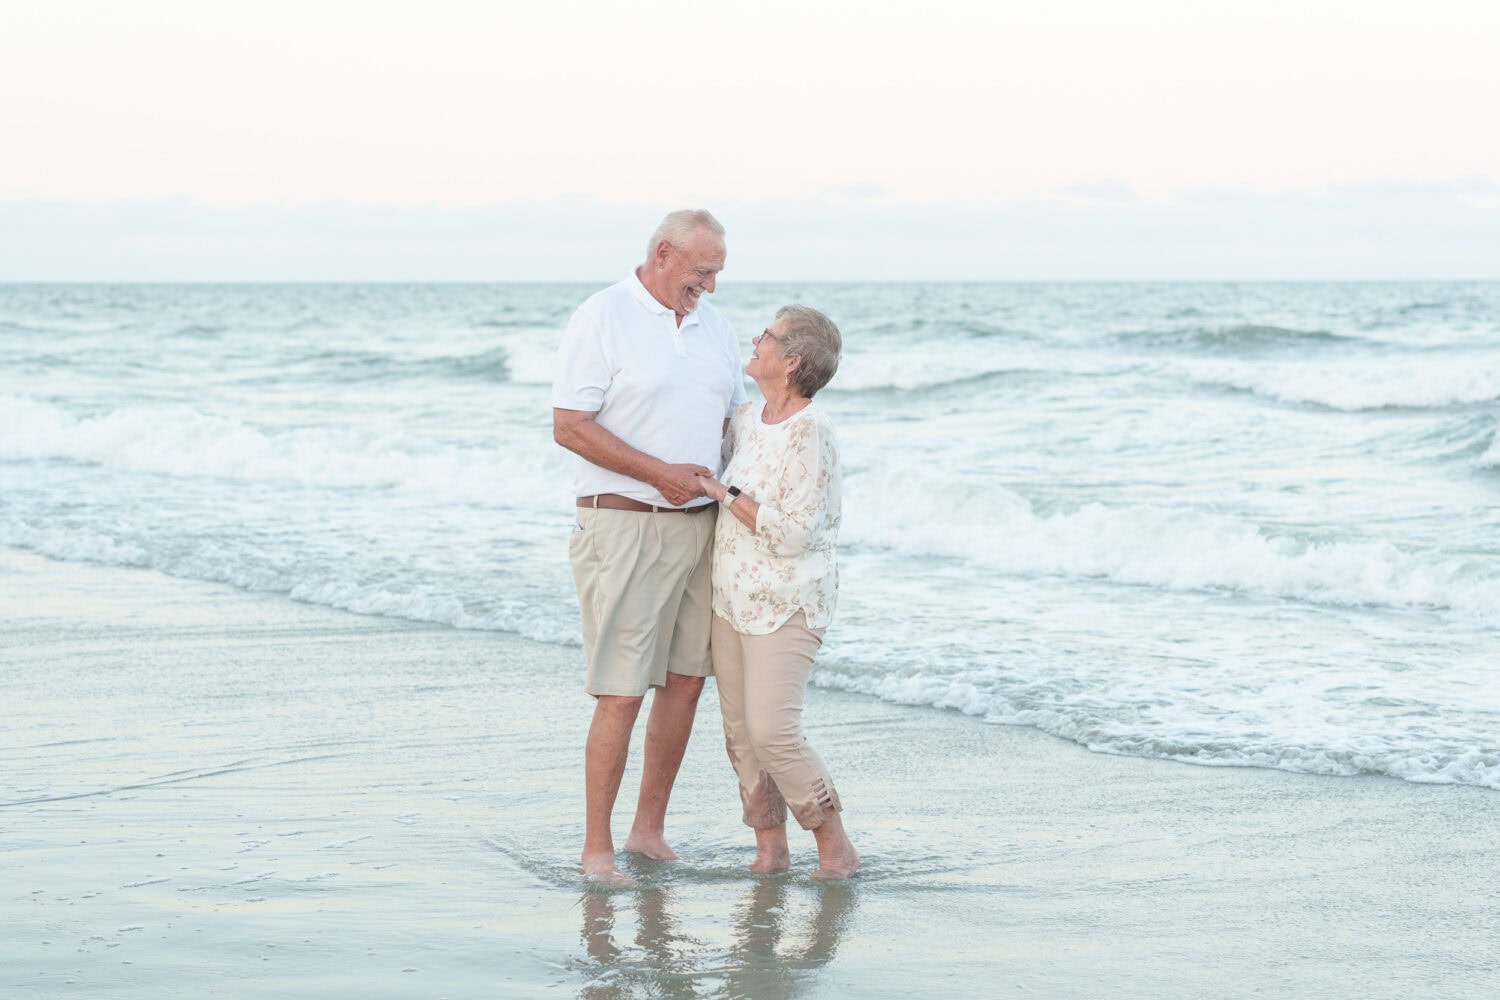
[
  {"x1": 695, "y1": 474, "x2": 726, "y2": 503},
  {"x1": 656, "y1": 463, "x2": 712, "y2": 506}
]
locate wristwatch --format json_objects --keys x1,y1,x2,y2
[{"x1": 725, "y1": 486, "x2": 742, "y2": 507}]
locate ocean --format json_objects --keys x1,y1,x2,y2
[{"x1": 4, "y1": 280, "x2": 1498, "y2": 790}]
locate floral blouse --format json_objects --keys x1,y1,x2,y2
[{"x1": 712, "y1": 400, "x2": 841, "y2": 635}]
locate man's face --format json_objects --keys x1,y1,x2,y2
[{"x1": 657, "y1": 231, "x2": 725, "y2": 317}]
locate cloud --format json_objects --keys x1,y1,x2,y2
[
  {"x1": 1053, "y1": 180, "x2": 1141, "y2": 203},
  {"x1": 2, "y1": 184, "x2": 1498, "y2": 281}
]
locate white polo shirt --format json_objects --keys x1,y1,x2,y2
[{"x1": 553, "y1": 271, "x2": 746, "y2": 507}]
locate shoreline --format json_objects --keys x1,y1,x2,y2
[{"x1": 4, "y1": 548, "x2": 1497, "y2": 999}]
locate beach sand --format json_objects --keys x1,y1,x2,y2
[{"x1": 3, "y1": 548, "x2": 1496, "y2": 999}]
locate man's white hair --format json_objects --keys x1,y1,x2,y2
[{"x1": 646, "y1": 209, "x2": 725, "y2": 259}]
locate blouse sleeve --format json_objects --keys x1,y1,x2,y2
[
  {"x1": 721, "y1": 403, "x2": 746, "y2": 471},
  {"x1": 753, "y1": 416, "x2": 839, "y2": 556}
]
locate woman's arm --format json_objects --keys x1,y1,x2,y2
[
  {"x1": 696, "y1": 418, "x2": 838, "y2": 553},
  {"x1": 697, "y1": 473, "x2": 761, "y2": 532}
]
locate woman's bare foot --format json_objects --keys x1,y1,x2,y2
[
  {"x1": 621, "y1": 830, "x2": 679, "y2": 861},
  {"x1": 749, "y1": 824, "x2": 791, "y2": 874},
  {"x1": 810, "y1": 852, "x2": 858, "y2": 880},
  {"x1": 810, "y1": 812, "x2": 859, "y2": 881}
]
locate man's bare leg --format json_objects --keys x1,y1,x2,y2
[
  {"x1": 583, "y1": 694, "x2": 645, "y2": 883},
  {"x1": 623, "y1": 672, "x2": 704, "y2": 860},
  {"x1": 810, "y1": 810, "x2": 859, "y2": 881},
  {"x1": 749, "y1": 823, "x2": 791, "y2": 874}
]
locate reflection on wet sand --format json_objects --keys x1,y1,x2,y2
[{"x1": 577, "y1": 878, "x2": 856, "y2": 999}]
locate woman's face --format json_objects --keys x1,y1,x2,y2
[{"x1": 747, "y1": 318, "x2": 794, "y2": 387}]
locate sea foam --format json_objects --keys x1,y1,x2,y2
[
  {"x1": 843, "y1": 467, "x2": 1500, "y2": 625},
  {"x1": 10, "y1": 392, "x2": 1498, "y2": 626},
  {"x1": 0, "y1": 395, "x2": 569, "y2": 508},
  {"x1": 812, "y1": 667, "x2": 1500, "y2": 790},
  {"x1": 1479, "y1": 432, "x2": 1500, "y2": 469},
  {"x1": 1172, "y1": 356, "x2": 1500, "y2": 410}
]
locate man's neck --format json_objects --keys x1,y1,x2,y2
[{"x1": 635, "y1": 266, "x2": 688, "y2": 327}]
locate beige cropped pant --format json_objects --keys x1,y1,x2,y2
[{"x1": 712, "y1": 611, "x2": 842, "y2": 831}]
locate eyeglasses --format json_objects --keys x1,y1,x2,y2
[{"x1": 757, "y1": 329, "x2": 781, "y2": 344}]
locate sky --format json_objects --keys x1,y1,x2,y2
[{"x1": 2, "y1": 0, "x2": 1497, "y2": 280}]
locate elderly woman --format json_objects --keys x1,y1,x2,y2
[{"x1": 696, "y1": 304, "x2": 858, "y2": 880}]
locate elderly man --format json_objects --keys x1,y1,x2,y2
[{"x1": 553, "y1": 209, "x2": 745, "y2": 884}]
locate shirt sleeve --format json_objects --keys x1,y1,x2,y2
[
  {"x1": 552, "y1": 302, "x2": 610, "y2": 412},
  {"x1": 753, "y1": 417, "x2": 838, "y2": 556}
]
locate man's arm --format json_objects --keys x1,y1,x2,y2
[{"x1": 553, "y1": 408, "x2": 708, "y2": 507}]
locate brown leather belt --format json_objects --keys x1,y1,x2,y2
[{"x1": 577, "y1": 494, "x2": 713, "y2": 514}]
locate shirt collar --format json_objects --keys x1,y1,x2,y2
[{"x1": 627, "y1": 268, "x2": 701, "y2": 329}]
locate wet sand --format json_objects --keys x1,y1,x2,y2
[{"x1": 3, "y1": 548, "x2": 1497, "y2": 999}]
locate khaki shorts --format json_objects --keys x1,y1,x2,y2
[{"x1": 569, "y1": 505, "x2": 717, "y2": 697}]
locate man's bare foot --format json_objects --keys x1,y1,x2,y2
[
  {"x1": 749, "y1": 824, "x2": 791, "y2": 873},
  {"x1": 585, "y1": 870, "x2": 638, "y2": 888},
  {"x1": 621, "y1": 831, "x2": 679, "y2": 861},
  {"x1": 582, "y1": 852, "x2": 637, "y2": 888}
]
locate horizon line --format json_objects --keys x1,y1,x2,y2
[{"x1": 4, "y1": 276, "x2": 1499, "y2": 285}]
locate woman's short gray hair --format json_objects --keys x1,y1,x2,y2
[
  {"x1": 647, "y1": 209, "x2": 725, "y2": 257},
  {"x1": 775, "y1": 304, "x2": 842, "y2": 399}
]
